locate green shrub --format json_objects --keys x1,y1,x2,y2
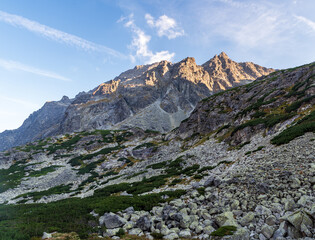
[
  {"x1": 16, "y1": 184, "x2": 73, "y2": 201},
  {"x1": 28, "y1": 166, "x2": 59, "y2": 178},
  {"x1": 116, "y1": 228, "x2": 125, "y2": 237},
  {"x1": 47, "y1": 135, "x2": 82, "y2": 154},
  {"x1": 169, "y1": 178, "x2": 181, "y2": 186},
  {"x1": 252, "y1": 111, "x2": 266, "y2": 118},
  {"x1": 236, "y1": 141, "x2": 250, "y2": 149},
  {"x1": 271, "y1": 110, "x2": 315, "y2": 145},
  {"x1": 197, "y1": 187, "x2": 205, "y2": 195},
  {"x1": 69, "y1": 146, "x2": 120, "y2": 167},
  {"x1": 133, "y1": 142, "x2": 156, "y2": 150},
  {"x1": 285, "y1": 95, "x2": 315, "y2": 113},
  {"x1": 232, "y1": 113, "x2": 294, "y2": 136},
  {"x1": 0, "y1": 161, "x2": 26, "y2": 193},
  {"x1": 232, "y1": 118, "x2": 265, "y2": 135},
  {"x1": 210, "y1": 226, "x2": 237, "y2": 236},
  {"x1": 216, "y1": 124, "x2": 231, "y2": 134},
  {"x1": 151, "y1": 232, "x2": 164, "y2": 239},
  {"x1": 252, "y1": 146, "x2": 265, "y2": 153}
]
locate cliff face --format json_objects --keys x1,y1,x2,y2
[{"x1": 0, "y1": 52, "x2": 274, "y2": 151}]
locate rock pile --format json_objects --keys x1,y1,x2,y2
[{"x1": 97, "y1": 178, "x2": 315, "y2": 240}]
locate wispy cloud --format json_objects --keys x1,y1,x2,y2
[
  {"x1": 0, "y1": 10, "x2": 125, "y2": 58},
  {"x1": 145, "y1": 14, "x2": 184, "y2": 39},
  {"x1": 295, "y1": 15, "x2": 315, "y2": 32},
  {"x1": 0, "y1": 95, "x2": 40, "y2": 109},
  {"x1": 192, "y1": 0, "x2": 293, "y2": 48},
  {"x1": 0, "y1": 58, "x2": 72, "y2": 82},
  {"x1": 120, "y1": 14, "x2": 175, "y2": 64}
]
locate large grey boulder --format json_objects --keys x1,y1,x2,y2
[
  {"x1": 136, "y1": 215, "x2": 151, "y2": 231},
  {"x1": 99, "y1": 213, "x2": 127, "y2": 229},
  {"x1": 261, "y1": 224, "x2": 275, "y2": 239},
  {"x1": 283, "y1": 210, "x2": 314, "y2": 237},
  {"x1": 215, "y1": 211, "x2": 238, "y2": 227},
  {"x1": 239, "y1": 212, "x2": 255, "y2": 226},
  {"x1": 204, "y1": 175, "x2": 221, "y2": 187}
]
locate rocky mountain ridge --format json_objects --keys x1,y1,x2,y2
[
  {"x1": 0, "y1": 96, "x2": 72, "y2": 151},
  {"x1": 0, "y1": 52, "x2": 274, "y2": 151},
  {"x1": 0, "y1": 61, "x2": 314, "y2": 240}
]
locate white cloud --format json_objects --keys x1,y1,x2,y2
[
  {"x1": 0, "y1": 10, "x2": 125, "y2": 58},
  {"x1": 145, "y1": 14, "x2": 184, "y2": 39},
  {"x1": 0, "y1": 58, "x2": 72, "y2": 82},
  {"x1": 295, "y1": 15, "x2": 315, "y2": 32},
  {"x1": 121, "y1": 15, "x2": 175, "y2": 64},
  {"x1": 193, "y1": 0, "x2": 293, "y2": 48}
]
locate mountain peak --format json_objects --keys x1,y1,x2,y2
[
  {"x1": 218, "y1": 51, "x2": 229, "y2": 58},
  {"x1": 180, "y1": 57, "x2": 196, "y2": 65}
]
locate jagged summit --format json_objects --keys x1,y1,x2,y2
[
  {"x1": 202, "y1": 52, "x2": 273, "y2": 90},
  {"x1": 0, "y1": 53, "x2": 274, "y2": 151}
]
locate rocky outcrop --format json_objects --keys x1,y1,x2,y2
[
  {"x1": 0, "y1": 96, "x2": 72, "y2": 151},
  {"x1": 202, "y1": 52, "x2": 274, "y2": 91}
]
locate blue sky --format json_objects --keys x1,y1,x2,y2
[{"x1": 0, "y1": 0, "x2": 314, "y2": 132}]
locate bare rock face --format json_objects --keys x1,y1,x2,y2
[{"x1": 0, "y1": 53, "x2": 274, "y2": 151}]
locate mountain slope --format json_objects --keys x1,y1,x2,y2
[
  {"x1": 0, "y1": 62, "x2": 314, "y2": 240},
  {"x1": 0, "y1": 96, "x2": 72, "y2": 151},
  {"x1": 177, "y1": 62, "x2": 315, "y2": 146},
  {"x1": 0, "y1": 52, "x2": 274, "y2": 151}
]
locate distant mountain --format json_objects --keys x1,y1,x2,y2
[
  {"x1": 0, "y1": 52, "x2": 274, "y2": 151},
  {"x1": 0, "y1": 96, "x2": 72, "y2": 151}
]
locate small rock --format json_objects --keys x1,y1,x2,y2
[
  {"x1": 284, "y1": 198, "x2": 295, "y2": 211},
  {"x1": 128, "y1": 228, "x2": 143, "y2": 236},
  {"x1": 123, "y1": 206, "x2": 134, "y2": 214},
  {"x1": 203, "y1": 225, "x2": 215, "y2": 235},
  {"x1": 261, "y1": 224, "x2": 275, "y2": 239},
  {"x1": 272, "y1": 221, "x2": 287, "y2": 239},
  {"x1": 179, "y1": 229, "x2": 191, "y2": 238},
  {"x1": 255, "y1": 205, "x2": 272, "y2": 216},
  {"x1": 290, "y1": 177, "x2": 300, "y2": 188},
  {"x1": 265, "y1": 215, "x2": 276, "y2": 226},
  {"x1": 239, "y1": 212, "x2": 255, "y2": 226},
  {"x1": 164, "y1": 232, "x2": 178, "y2": 240},
  {"x1": 42, "y1": 232, "x2": 52, "y2": 239},
  {"x1": 215, "y1": 211, "x2": 238, "y2": 227},
  {"x1": 104, "y1": 228, "x2": 120, "y2": 237},
  {"x1": 204, "y1": 175, "x2": 221, "y2": 187}
]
